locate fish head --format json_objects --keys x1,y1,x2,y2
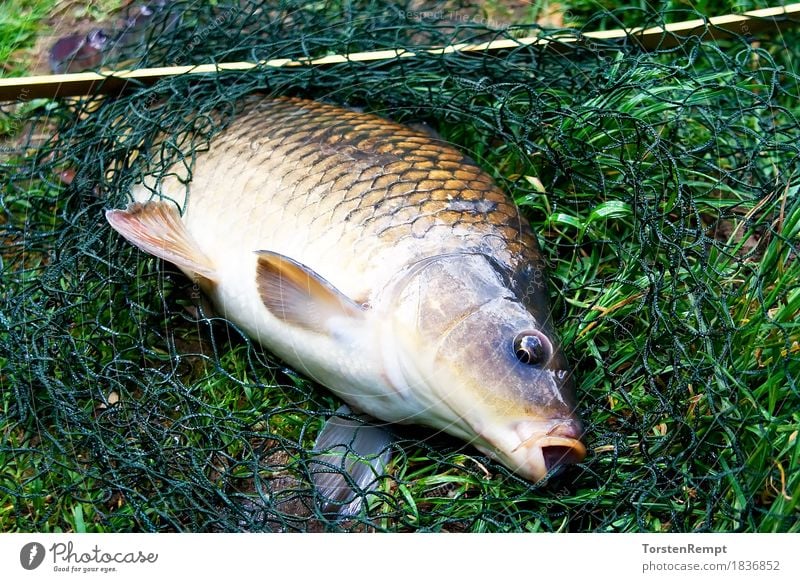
[{"x1": 384, "y1": 252, "x2": 585, "y2": 482}]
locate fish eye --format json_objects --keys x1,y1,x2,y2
[{"x1": 513, "y1": 330, "x2": 553, "y2": 367}]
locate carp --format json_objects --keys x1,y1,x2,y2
[{"x1": 106, "y1": 97, "x2": 585, "y2": 515}]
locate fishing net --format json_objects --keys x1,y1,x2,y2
[{"x1": 2, "y1": 1, "x2": 799, "y2": 533}]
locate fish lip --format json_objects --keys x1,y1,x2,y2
[
  {"x1": 512, "y1": 418, "x2": 584, "y2": 452},
  {"x1": 536, "y1": 435, "x2": 587, "y2": 459}
]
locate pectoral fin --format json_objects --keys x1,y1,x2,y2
[
  {"x1": 255, "y1": 251, "x2": 364, "y2": 333},
  {"x1": 106, "y1": 202, "x2": 217, "y2": 280},
  {"x1": 309, "y1": 405, "x2": 394, "y2": 518}
]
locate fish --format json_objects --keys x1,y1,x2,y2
[{"x1": 106, "y1": 96, "x2": 586, "y2": 514}]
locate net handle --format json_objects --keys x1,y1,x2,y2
[{"x1": 1, "y1": 2, "x2": 798, "y2": 101}]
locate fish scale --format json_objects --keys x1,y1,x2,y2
[{"x1": 145, "y1": 97, "x2": 538, "y2": 302}]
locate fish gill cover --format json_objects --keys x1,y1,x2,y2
[{"x1": 1, "y1": 0, "x2": 799, "y2": 532}]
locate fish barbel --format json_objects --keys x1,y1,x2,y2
[{"x1": 107, "y1": 96, "x2": 586, "y2": 497}]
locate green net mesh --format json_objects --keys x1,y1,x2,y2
[{"x1": 1, "y1": 1, "x2": 799, "y2": 532}]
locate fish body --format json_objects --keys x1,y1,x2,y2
[{"x1": 107, "y1": 97, "x2": 585, "y2": 485}]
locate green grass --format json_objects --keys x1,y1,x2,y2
[
  {"x1": 0, "y1": 0, "x2": 57, "y2": 77},
  {"x1": 1, "y1": 1, "x2": 799, "y2": 532},
  {"x1": 513, "y1": 1, "x2": 775, "y2": 29},
  {"x1": 474, "y1": 1, "x2": 779, "y2": 32}
]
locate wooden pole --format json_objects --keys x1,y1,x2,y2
[{"x1": 1, "y1": 3, "x2": 798, "y2": 102}]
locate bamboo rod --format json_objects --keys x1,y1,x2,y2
[{"x1": 1, "y1": 3, "x2": 798, "y2": 102}]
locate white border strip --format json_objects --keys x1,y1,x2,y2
[{"x1": 0, "y1": 533, "x2": 797, "y2": 581}]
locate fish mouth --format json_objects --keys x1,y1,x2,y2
[
  {"x1": 536, "y1": 436, "x2": 587, "y2": 477},
  {"x1": 481, "y1": 418, "x2": 586, "y2": 482}
]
